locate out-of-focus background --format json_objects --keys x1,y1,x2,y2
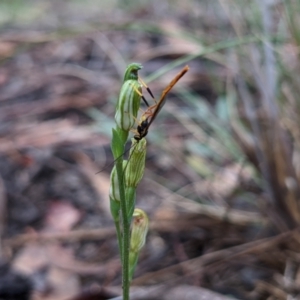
[{"x1": 1, "y1": 0, "x2": 300, "y2": 299}]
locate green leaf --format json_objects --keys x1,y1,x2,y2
[
  {"x1": 110, "y1": 197, "x2": 120, "y2": 223},
  {"x1": 111, "y1": 128, "x2": 124, "y2": 159}
]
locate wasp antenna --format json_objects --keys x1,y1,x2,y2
[
  {"x1": 130, "y1": 83, "x2": 142, "y2": 97},
  {"x1": 139, "y1": 77, "x2": 155, "y2": 100},
  {"x1": 96, "y1": 143, "x2": 137, "y2": 174},
  {"x1": 145, "y1": 87, "x2": 155, "y2": 102},
  {"x1": 142, "y1": 95, "x2": 149, "y2": 107},
  {"x1": 96, "y1": 152, "x2": 124, "y2": 174},
  {"x1": 96, "y1": 159, "x2": 115, "y2": 174},
  {"x1": 130, "y1": 82, "x2": 149, "y2": 107},
  {"x1": 122, "y1": 141, "x2": 139, "y2": 178}
]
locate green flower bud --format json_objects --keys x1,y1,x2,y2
[
  {"x1": 123, "y1": 62, "x2": 142, "y2": 82},
  {"x1": 130, "y1": 208, "x2": 149, "y2": 253},
  {"x1": 109, "y1": 161, "x2": 127, "y2": 201},
  {"x1": 115, "y1": 63, "x2": 142, "y2": 131},
  {"x1": 125, "y1": 138, "x2": 147, "y2": 188}
]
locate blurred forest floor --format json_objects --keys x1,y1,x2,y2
[{"x1": 1, "y1": 1, "x2": 300, "y2": 299}]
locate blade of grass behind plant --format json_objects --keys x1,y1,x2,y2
[
  {"x1": 177, "y1": 87, "x2": 243, "y2": 161},
  {"x1": 86, "y1": 107, "x2": 115, "y2": 138},
  {"x1": 144, "y1": 35, "x2": 262, "y2": 83}
]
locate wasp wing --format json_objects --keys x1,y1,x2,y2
[{"x1": 147, "y1": 65, "x2": 189, "y2": 128}]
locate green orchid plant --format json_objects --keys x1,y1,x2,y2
[
  {"x1": 109, "y1": 63, "x2": 189, "y2": 299},
  {"x1": 109, "y1": 63, "x2": 149, "y2": 300}
]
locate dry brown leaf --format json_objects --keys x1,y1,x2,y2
[
  {"x1": 44, "y1": 201, "x2": 82, "y2": 233},
  {"x1": 0, "y1": 120, "x2": 100, "y2": 153}
]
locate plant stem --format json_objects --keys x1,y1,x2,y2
[
  {"x1": 115, "y1": 155, "x2": 130, "y2": 300},
  {"x1": 114, "y1": 220, "x2": 123, "y2": 261}
]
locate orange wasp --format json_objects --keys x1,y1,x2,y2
[
  {"x1": 98, "y1": 65, "x2": 189, "y2": 173},
  {"x1": 134, "y1": 65, "x2": 189, "y2": 141}
]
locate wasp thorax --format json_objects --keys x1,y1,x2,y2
[{"x1": 135, "y1": 117, "x2": 150, "y2": 141}]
